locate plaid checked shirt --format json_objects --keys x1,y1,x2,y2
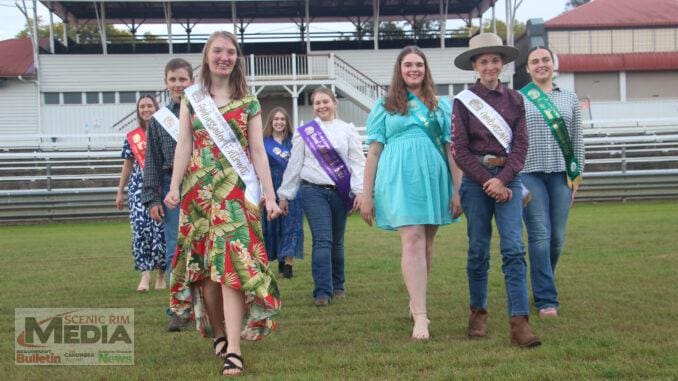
[
  {"x1": 140, "y1": 98, "x2": 180, "y2": 207},
  {"x1": 522, "y1": 86, "x2": 585, "y2": 174}
]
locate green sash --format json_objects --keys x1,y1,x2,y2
[
  {"x1": 407, "y1": 92, "x2": 448, "y2": 167},
  {"x1": 520, "y1": 82, "x2": 582, "y2": 188}
]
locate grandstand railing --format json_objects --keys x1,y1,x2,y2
[{"x1": 1, "y1": 120, "x2": 678, "y2": 222}]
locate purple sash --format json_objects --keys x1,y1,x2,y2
[
  {"x1": 264, "y1": 137, "x2": 291, "y2": 169},
  {"x1": 297, "y1": 119, "x2": 354, "y2": 211}
]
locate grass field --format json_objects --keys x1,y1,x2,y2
[{"x1": 2, "y1": 200, "x2": 677, "y2": 380}]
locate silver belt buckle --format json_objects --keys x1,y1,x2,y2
[{"x1": 481, "y1": 154, "x2": 497, "y2": 169}]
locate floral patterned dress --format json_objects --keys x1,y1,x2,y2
[
  {"x1": 121, "y1": 138, "x2": 165, "y2": 271},
  {"x1": 169, "y1": 94, "x2": 280, "y2": 340}
]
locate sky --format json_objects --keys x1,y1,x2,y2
[{"x1": 0, "y1": 0, "x2": 570, "y2": 41}]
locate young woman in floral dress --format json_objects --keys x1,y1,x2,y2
[{"x1": 164, "y1": 31, "x2": 282, "y2": 376}]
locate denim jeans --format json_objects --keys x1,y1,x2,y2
[
  {"x1": 460, "y1": 169, "x2": 530, "y2": 317},
  {"x1": 161, "y1": 173, "x2": 180, "y2": 278},
  {"x1": 522, "y1": 172, "x2": 573, "y2": 310},
  {"x1": 301, "y1": 184, "x2": 347, "y2": 300}
]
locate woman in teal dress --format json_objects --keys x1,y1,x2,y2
[{"x1": 361, "y1": 46, "x2": 463, "y2": 340}]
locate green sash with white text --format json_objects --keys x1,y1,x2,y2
[
  {"x1": 520, "y1": 82, "x2": 582, "y2": 188},
  {"x1": 407, "y1": 92, "x2": 448, "y2": 167}
]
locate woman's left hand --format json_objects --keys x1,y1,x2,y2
[
  {"x1": 266, "y1": 198, "x2": 282, "y2": 221},
  {"x1": 450, "y1": 192, "x2": 463, "y2": 218}
]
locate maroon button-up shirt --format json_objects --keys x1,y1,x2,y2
[{"x1": 451, "y1": 80, "x2": 528, "y2": 185}]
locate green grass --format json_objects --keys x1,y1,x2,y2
[{"x1": 2, "y1": 201, "x2": 677, "y2": 380}]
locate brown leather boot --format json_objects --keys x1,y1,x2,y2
[
  {"x1": 509, "y1": 316, "x2": 541, "y2": 348},
  {"x1": 467, "y1": 308, "x2": 488, "y2": 338}
]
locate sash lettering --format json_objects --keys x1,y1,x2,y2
[
  {"x1": 520, "y1": 82, "x2": 582, "y2": 188},
  {"x1": 455, "y1": 89, "x2": 532, "y2": 203},
  {"x1": 126, "y1": 127, "x2": 147, "y2": 169},
  {"x1": 455, "y1": 89, "x2": 513, "y2": 152},
  {"x1": 152, "y1": 106, "x2": 180, "y2": 141},
  {"x1": 264, "y1": 137, "x2": 291, "y2": 169},
  {"x1": 407, "y1": 93, "x2": 448, "y2": 167},
  {"x1": 185, "y1": 83, "x2": 261, "y2": 205},
  {"x1": 297, "y1": 119, "x2": 354, "y2": 211}
]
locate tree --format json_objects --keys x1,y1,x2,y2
[
  {"x1": 16, "y1": 18, "x2": 161, "y2": 43},
  {"x1": 361, "y1": 21, "x2": 407, "y2": 41},
  {"x1": 463, "y1": 19, "x2": 526, "y2": 41},
  {"x1": 566, "y1": 0, "x2": 591, "y2": 9}
]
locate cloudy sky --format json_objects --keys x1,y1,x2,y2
[{"x1": 0, "y1": 0, "x2": 570, "y2": 41}]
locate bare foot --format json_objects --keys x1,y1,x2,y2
[
  {"x1": 411, "y1": 313, "x2": 430, "y2": 340},
  {"x1": 137, "y1": 271, "x2": 151, "y2": 293},
  {"x1": 155, "y1": 272, "x2": 166, "y2": 290}
]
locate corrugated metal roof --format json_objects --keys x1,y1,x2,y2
[
  {"x1": 558, "y1": 52, "x2": 678, "y2": 72},
  {"x1": 0, "y1": 38, "x2": 36, "y2": 77},
  {"x1": 546, "y1": 0, "x2": 678, "y2": 29},
  {"x1": 44, "y1": 0, "x2": 496, "y2": 24}
]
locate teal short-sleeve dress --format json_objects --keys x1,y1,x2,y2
[{"x1": 366, "y1": 96, "x2": 454, "y2": 230}]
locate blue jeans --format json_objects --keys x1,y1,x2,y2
[
  {"x1": 161, "y1": 173, "x2": 180, "y2": 278},
  {"x1": 522, "y1": 172, "x2": 573, "y2": 310},
  {"x1": 301, "y1": 184, "x2": 347, "y2": 300},
  {"x1": 460, "y1": 170, "x2": 530, "y2": 317}
]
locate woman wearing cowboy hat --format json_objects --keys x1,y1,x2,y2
[{"x1": 451, "y1": 33, "x2": 540, "y2": 348}]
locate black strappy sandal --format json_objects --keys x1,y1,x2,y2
[
  {"x1": 222, "y1": 352, "x2": 244, "y2": 376},
  {"x1": 213, "y1": 337, "x2": 228, "y2": 358}
]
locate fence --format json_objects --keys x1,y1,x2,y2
[{"x1": 1, "y1": 121, "x2": 677, "y2": 222}]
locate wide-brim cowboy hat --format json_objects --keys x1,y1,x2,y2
[{"x1": 454, "y1": 33, "x2": 519, "y2": 71}]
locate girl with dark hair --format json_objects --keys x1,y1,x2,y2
[
  {"x1": 520, "y1": 46, "x2": 584, "y2": 319},
  {"x1": 116, "y1": 95, "x2": 166, "y2": 292},
  {"x1": 261, "y1": 107, "x2": 304, "y2": 278},
  {"x1": 164, "y1": 31, "x2": 281, "y2": 376},
  {"x1": 361, "y1": 46, "x2": 461, "y2": 340}
]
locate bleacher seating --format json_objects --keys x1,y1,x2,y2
[{"x1": 1, "y1": 120, "x2": 677, "y2": 222}]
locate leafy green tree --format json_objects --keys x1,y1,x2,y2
[
  {"x1": 16, "y1": 18, "x2": 161, "y2": 43},
  {"x1": 463, "y1": 19, "x2": 526, "y2": 41}
]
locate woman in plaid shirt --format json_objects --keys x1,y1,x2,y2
[{"x1": 520, "y1": 47, "x2": 585, "y2": 320}]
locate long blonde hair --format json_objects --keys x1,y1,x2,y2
[
  {"x1": 199, "y1": 31, "x2": 249, "y2": 100},
  {"x1": 263, "y1": 107, "x2": 294, "y2": 139},
  {"x1": 384, "y1": 46, "x2": 438, "y2": 114}
]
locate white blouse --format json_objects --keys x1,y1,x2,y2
[{"x1": 277, "y1": 118, "x2": 366, "y2": 200}]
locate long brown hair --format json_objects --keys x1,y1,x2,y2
[
  {"x1": 383, "y1": 46, "x2": 438, "y2": 115},
  {"x1": 199, "y1": 31, "x2": 248, "y2": 100},
  {"x1": 136, "y1": 94, "x2": 159, "y2": 129},
  {"x1": 310, "y1": 87, "x2": 339, "y2": 120},
  {"x1": 263, "y1": 107, "x2": 293, "y2": 139}
]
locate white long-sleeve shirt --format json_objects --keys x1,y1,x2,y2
[{"x1": 277, "y1": 118, "x2": 366, "y2": 200}]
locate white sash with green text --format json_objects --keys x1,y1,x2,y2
[
  {"x1": 455, "y1": 89, "x2": 513, "y2": 152},
  {"x1": 152, "y1": 107, "x2": 180, "y2": 141},
  {"x1": 185, "y1": 83, "x2": 261, "y2": 205}
]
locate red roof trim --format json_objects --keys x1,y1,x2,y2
[
  {"x1": 0, "y1": 38, "x2": 35, "y2": 77},
  {"x1": 546, "y1": 0, "x2": 678, "y2": 29},
  {"x1": 558, "y1": 52, "x2": 678, "y2": 72}
]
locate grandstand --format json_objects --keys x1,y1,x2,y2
[{"x1": 1, "y1": 0, "x2": 677, "y2": 222}]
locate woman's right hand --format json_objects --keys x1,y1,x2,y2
[
  {"x1": 360, "y1": 196, "x2": 375, "y2": 226},
  {"x1": 278, "y1": 199, "x2": 289, "y2": 215},
  {"x1": 164, "y1": 189, "x2": 180, "y2": 209},
  {"x1": 115, "y1": 191, "x2": 125, "y2": 210}
]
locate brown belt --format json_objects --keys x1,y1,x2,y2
[{"x1": 479, "y1": 154, "x2": 507, "y2": 168}]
